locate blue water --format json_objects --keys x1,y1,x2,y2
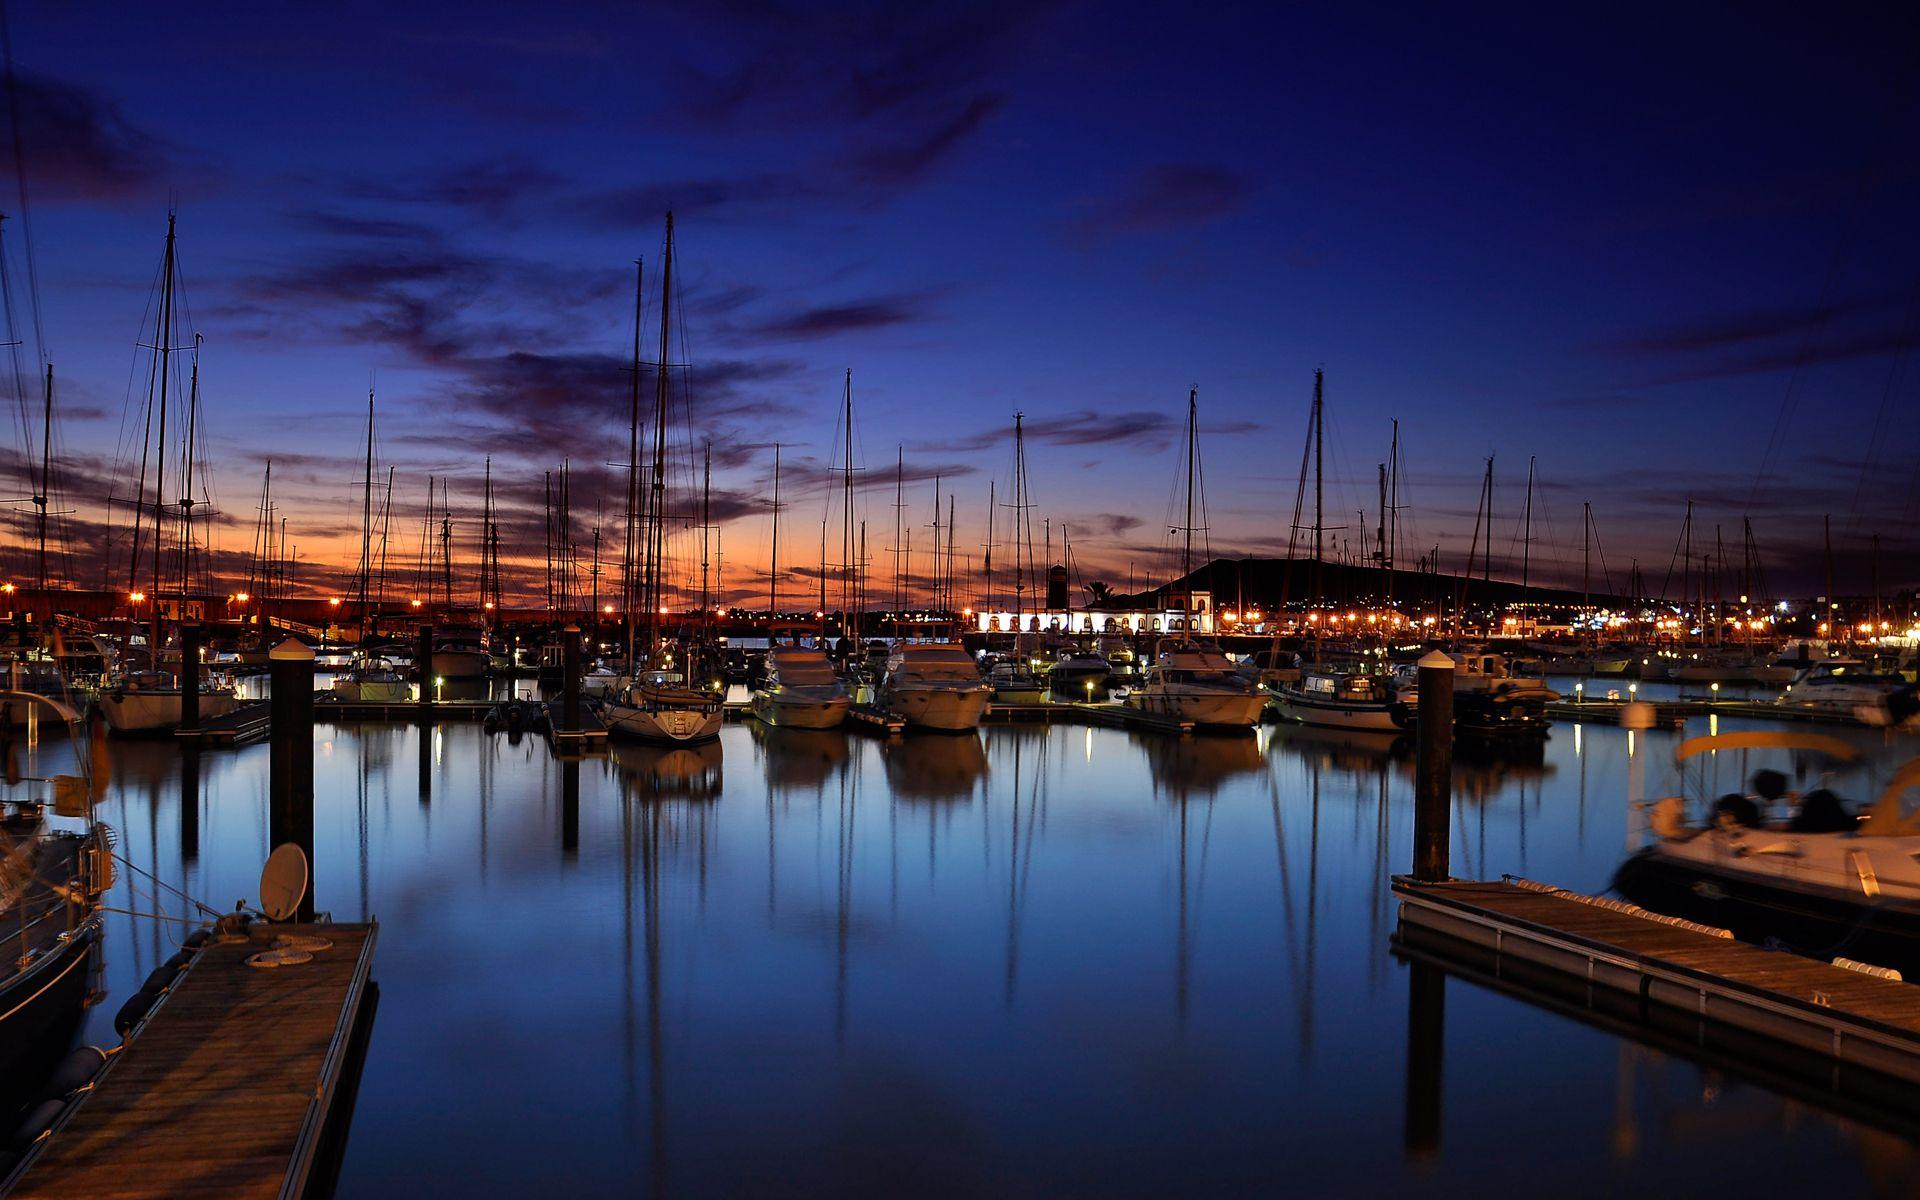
[{"x1": 12, "y1": 693, "x2": 1918, "y2": 1197}]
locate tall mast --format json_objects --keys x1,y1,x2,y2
[
  {"x1": 1581, "y1": 501, "x2": 1592, "y2": 617},
  {"x1": 701, "y1": 440, "x2": 712, "y2": 615},
  {"x1": 1385, "y1": 418, "x2": 1399, "y2": 612},
  {"x1": 983, "y1": 479, "x2": 995, "y2": 613},
  {"x1": 624, "y1": 256, "x2": 643, "y2": 664},
  {"x1": 358, "y1": 387, "x2": 375, "y2": 640},
  {"x1": 34, "y1": 362, "x2": 50, "y2": 597},
  {"x1": 1520, "y1": 454, "x2": 1536, "y2": 594},
  {"x1": 1311, "y1": 370, "x2": 1323, "y2": 608},
  {"x1": 769, "y1": 443, "x2": 781, "y2": 617},
  {"x1": 179, "y1": 335, "x2": 204, "y2": 600},
  {"x1": 1183, "y1": 387, "x2": 1197, "y2": 626},
  {"x1": 439, "y1": 482, "x2": 452, "y2": 609},
  {"x1": 644, "y1": 214, "x2": 674, "y2": 651},
  {"x1": 375, "y1": 465, "x2": 395, "y2": 625},
  {"x1": 840, "y1": 369, "x2": 854, "y2": 638},
  {"x1": 892, "y1": 446, "x2": 904, "y2": 613},
  {"x1": 1823, "y1": 513, "x2": 1836, "y2": 644},
  {"x1": 149, "y1": 214, "x2": 177, "y2": 661}
]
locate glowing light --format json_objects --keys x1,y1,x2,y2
[
  {"x1": 484, "y1": 601, "x2": 496, "y2": 611},
  {"x1": 603, "y1": 604, "x2": 615, "y2": 614},
  {"x1": 235, "y1": 591, "x2": 250, "y2": 603},
  {"x1": 410, "y1": 599, "x2": 423, "y2": 608},
  {"x1": 329, "y1": 597, "x2": 342, "y2": 607},
  {"x1": 0, "y1": 582, "x2": 13, "y2": 595},
  {"x1": 130, "y1": 591, "x2": 147, "y2": 603}
]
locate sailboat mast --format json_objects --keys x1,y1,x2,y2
[
  {"x1": 892, "y1": 446, "x2": 904, "y2": 614},
  {"x1": 358, "y1": 387, "x2": 375, "y2": 639},
  {"x1": 701, "y1": 439, "x2": 712, "y2": 615},
  {"x1": 34, "y1": 363, "x2": 50, "y2": 596},
  {"x1": 769, "y1": 443, "x2": 781, "y2": 617},
  {"x1": 376, "y1": 465, "x2": 395, "y2": 624},
  {"x1": 149, "y1": 214, "x2": 177, "y2": 660},
  {"x1": 1183, "y1": 388, "x2": 1196, "y2": 625},
  {"x1": 841, "y1": 369, "x2": 854, "y2": 636},
  {"x1": 1311, "y1": 370, "x2": 1323, "y2": 608},
  {"x1": 1520, "y1": 455, "x2": 1535, "y2": 593},
  {"x1": 644, "y1": 214, "x2": 674, "y2": 650},
  {"x1": 984, "y1": 480, "x2": 995, "y2": 613},
  {"x1": 624, "y1": 256, "x2": 643, "y2": 664}
]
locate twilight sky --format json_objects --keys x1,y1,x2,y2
[{"x1": 1, "y1": 1, "x2": 1917, "y2": 607}]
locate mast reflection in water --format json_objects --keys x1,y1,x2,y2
[{"x1": 9, "y1": 715, "x2": 1912, "y2": 1197}]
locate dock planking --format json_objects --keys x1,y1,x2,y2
[
  {"x1": 5, "y1": 921, "x2": 377, "y2": 1200},
  {"x1": 1394, "y1": 877, "x2": 1920, "y2": 1084}
]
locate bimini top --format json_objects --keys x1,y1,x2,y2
[{"x1": 1672, "y1": 730, "x2": 1859, "y2": 765}]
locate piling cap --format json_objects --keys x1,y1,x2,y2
[
  {"x1": 1417, "y1": 650, "x2": 1457, "y2": 670},
  {"x1": 268, "y1": 638, "x2": 315, "y2": 662}
]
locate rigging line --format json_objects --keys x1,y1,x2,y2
[
  {"x1": 0, "y1": 2, "x2": 45, "y2": 366},
  {"x1": 1843, "y1": 276, "x2": 1920, "y2": 537}
]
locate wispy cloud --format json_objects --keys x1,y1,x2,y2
[{"x1": 1067, "y1": 164, "x2": 1256, "y2": 240}]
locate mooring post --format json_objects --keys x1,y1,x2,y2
[
  {"x1": 1403, "y1": 958, "x2": 1445, "y2": 1158},
  {"x1": 562, "y1": 624, "x2": 582, "y2": 733},
  {"x1": 178, "y1": 622, "x2": 201, "y2": 734},
  {"x1": 417, "y1": 624, "x2": 435, "y2": 712},
  {"x1": 179, "y1": 746, "x2": 201, "y2": 865},
  {"x1": 561, "y1": 758, "x2": 580, "y2": 859},
  {"x1": 1413, "y1": 649, "x2": 1455, "y2": 883},
  {"x1": 268, "y1": 638, "x2": 317, "y2": 922}
]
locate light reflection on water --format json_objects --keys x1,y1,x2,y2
[{"x1": 11, "y1": 692, "x2": 1919, "y2": 1197}]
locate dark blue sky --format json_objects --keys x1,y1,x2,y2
[{"x1": 3, "y1": 2, "x2": 1917, "y2": 601}]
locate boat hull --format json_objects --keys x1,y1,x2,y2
[
  {"x1": 1614, "y1": 851, "x2": 1920, "y2": 978},
  {"x1": 332, "y1": 680, "x2": 411, "y2": 703},
  {"x1": 98, "y1": 688, "x2": 239, "y2": 734},
  {"x1": 884, "y1": 685, "x2": 990, "y2": 732},
  {"x1": 603, "y1": 701, "x2": 723, "y2": 744},
  {"x1": 0, "y1": 923, "x2": 96, "y2": 1121},
  {"x1": 430, "y1": 650, "x2": 492, "y2": 679},
  {"x1": 750, "y1": 691, "x2": 850, "y2": 730},
  {"x1": 1129, "y1": 689, "x2": 1267, "y2": 730},
  {"x1": 1273, "y1": 691, "x2": 1409, "y2": 731}
]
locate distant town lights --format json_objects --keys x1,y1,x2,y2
[
  {"x1": 602, "y1": 604, "x2": 614, "y2": 614},
  {"x1": 329, "y1": 597, "x2": 342, "y2": 607},
  {"x1": 410, "y1": 599, "x2": 423, "y2": 608},
  {"x1": 130, "y1": 590, "x2": 146, "y2": 602}
]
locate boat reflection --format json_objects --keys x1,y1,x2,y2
[
  {"x1": 1138, "y1": 731, "x2": 1265, "y2": 796},
  {"x1": 750, "y1": 723, "x2": 852, "y2": 793},
  {"x1": 1267, "y1": 722, "x2": 1411, "y2": 774},
  {"x1": 882, "y1": 732, "x2": 988, "y2": 801},
  {"x1": 608, "y1": 740, "x2": 724, "y2": 801}
]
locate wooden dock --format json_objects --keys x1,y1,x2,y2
[
  {"x1": 177, "y1": 701, "x2": 273, "y2": 747},
  {"x1": 315, "y1": 697, "x2": 495, "y2": 721},
  {"x1": 545, "y1": 702, "x2": 608, "y2": 747},
  {"x1": 3, "y1": 921, "x2": 378, "y2": 1200},
  {"x1": 1393, "y1": 877, "x2": 1920, "y2": 1085},
  {"x1": 1069, "y1": 701, "x2": 1195, "y2": 735},
  {"x1": 846, "y1": 705, "x2": 906, "y2": 735},
  {"x1": 1546, "y1": 697, "x2": 1865, "y2": 728}
]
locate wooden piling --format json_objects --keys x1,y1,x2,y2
[
  {"x1": 562, "y1": 624, "x2": 581, "y2": 733},
  {"x1": 269, "y1": 638, "x2": 317, "y2": 923},
  {"x1": 178, "y1": 622, "x2": 200, "y2": 733},
  {"x1": 417, "y1": 624, "x2": 435, "y2": 712},
  {"x1": 1413, "y1": 650, "x2": 1454, "y2": 883}
]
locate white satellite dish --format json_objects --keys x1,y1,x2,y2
[{"x1": 259, "y1": 843, "x2": 309, "y2": 922}]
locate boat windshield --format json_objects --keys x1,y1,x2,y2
[
  {"x1": 1161, "y1": 669, "x2": 1241, "y2": 687},
  {"x1": 771, "y1": 657, "x2": 839, "y2": 686},
  {"x1": 894, "y1": 648, "x2": 981, "y2": 682}
]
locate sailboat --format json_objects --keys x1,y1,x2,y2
[
  {"x1": 602, "y1": 213, "x2": 723, "y2": 745},
  {"x1": 334, "y1": 389, "x2": 410, "y2": 701},
  {"x1": 1, "y1": 702, "x2": 110, "y2": 1116},
  {"x1": 1125, "y1": 389, "x2": 1264, "y2": 731},
  {"x1": 100, "y1": 216, "x2": 238, "y2": 734},
  {"x1": 1273, "y1": 372, "x2": 1410, "y2": 732},
  {"x1": 990, "y1": 414, "x2": 1047, "y2": 704}
]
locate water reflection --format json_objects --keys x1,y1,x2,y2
[
  {"x1": 882, "y1": 732, "x2": 988, "y2": 802},
  {"x1": 609, "y1": 740, "x2": 725, "y2": 801},
  {"x1": 2, "y1": 712, "x2": 1907, "y2": 1197}
]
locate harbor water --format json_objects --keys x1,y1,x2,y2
[{"x1": 15, "y1": 692, "x2": 1918, "y2": 1197}]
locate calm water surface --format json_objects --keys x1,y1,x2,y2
[{"x1": 17, "y1": 687, "x2": 1920, "y2": 1198}]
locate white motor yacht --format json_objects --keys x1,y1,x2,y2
[
  {"x1": 878, "y1": 643, "x2": 990, "y2": 732},
  {"x1": 750, "y1": 647, "x2": 851, "y2": 730},
  {"x1": 1127, "y1": 640, "x2": 1265, "y2": 730}
]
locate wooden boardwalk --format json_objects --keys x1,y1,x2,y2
[
  {"x1": 5, "y1": 921, "x2": 378, "y2": 1200},
  {"x1": 179, "y1": 701, "x2": 273, "y2": 747},
  {"x1": 1393, "y1": 877, "x2": 1920, "y2": 1085}
]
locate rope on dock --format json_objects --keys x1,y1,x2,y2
[{"x1": 1500, "y1": 874, "x2": 1733, "y2": 939}]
